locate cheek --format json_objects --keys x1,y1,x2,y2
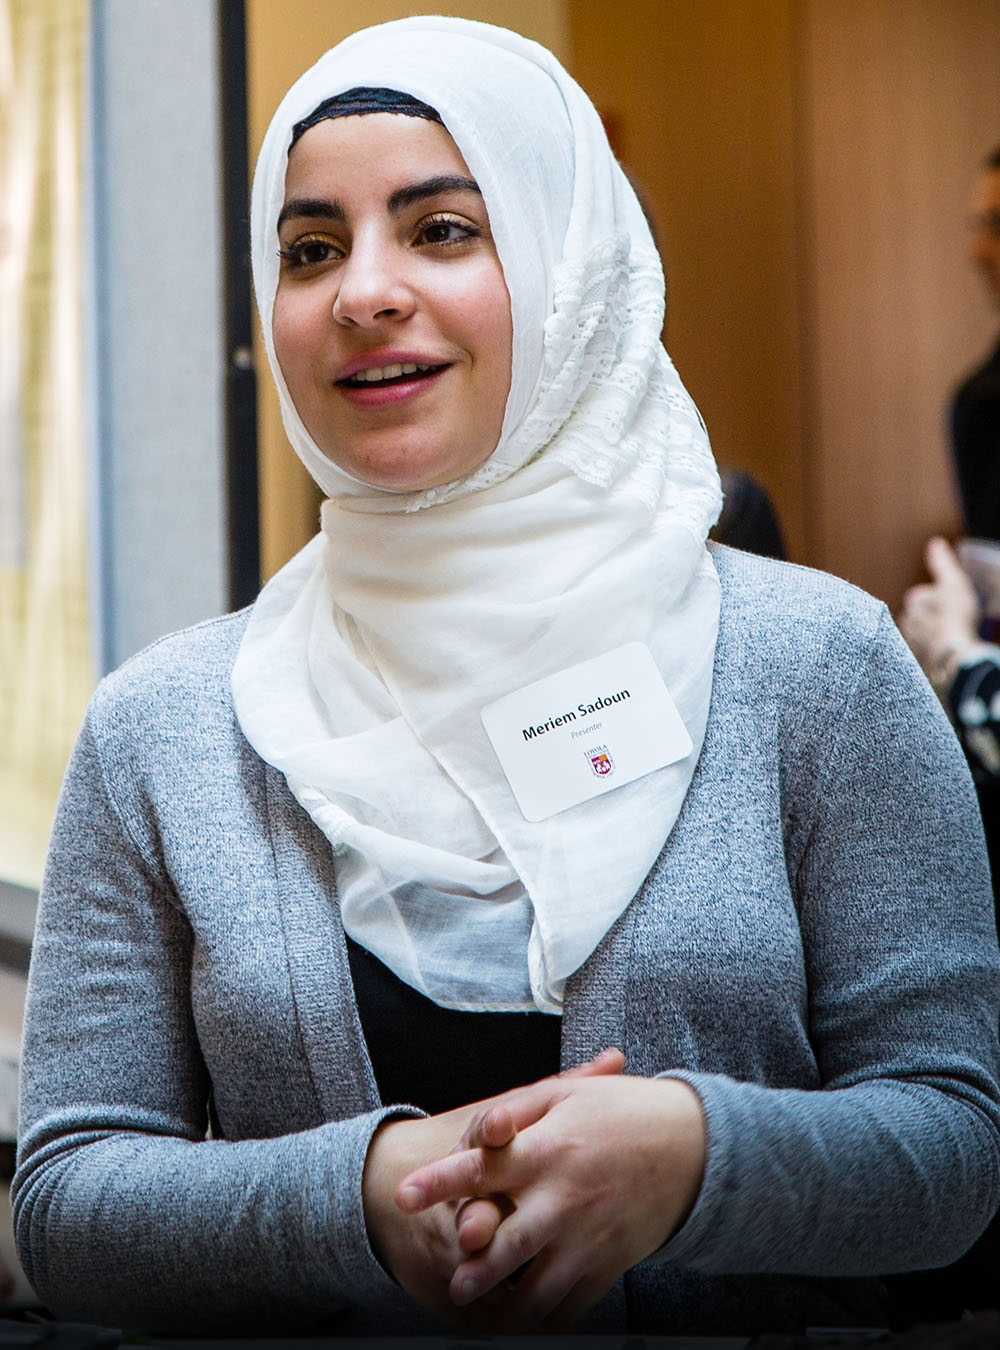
[
  {"x1": 468, "y1": 271, "x2": 513, "y2": 390},
  {"x1": 271, "y1": 289, "x2": 319, "y2": 387},
  {"x1": 270, "y1": 294, "x2": 298, "y2": 375}
]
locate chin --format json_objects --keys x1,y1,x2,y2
[
  {"x1": 335, "y1": 447, "x2": 491, "y2": 494},
  {"x1": 339, "y1": 463, "x2": 461, "y2": 493}
]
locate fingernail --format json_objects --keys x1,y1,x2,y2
[
  {"x1": 398, "y1": 1184, "x2": 424, "y2": 1210},
  {"x1": 458, "y1": 1277, "x2": 479, "y2": 1305}
]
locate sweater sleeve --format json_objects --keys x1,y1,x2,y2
[
  {"x1": 12, "y1": 710, "x2": 414, "y2": 1334},
  {"x1": 656, "y1": 606, "x2": 1000, "y2": 1276}
]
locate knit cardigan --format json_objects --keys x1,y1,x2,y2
[{"x1": 13, "y1": 545, "x2": 1000, "y2": 1337}]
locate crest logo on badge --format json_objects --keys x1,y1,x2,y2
[{"x1": 587, "y1": 745, "x2": 614, "y2": 778}]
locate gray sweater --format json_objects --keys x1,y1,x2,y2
[{"x1": 13, "y1": 545, "x2": 1000, "y2": 1337}]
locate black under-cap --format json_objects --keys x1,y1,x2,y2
[{"x1": 289, "y1": 86, "x2": 443, "y2": 152}]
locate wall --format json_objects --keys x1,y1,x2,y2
[
  {"x1": 797, "y1": 0, "x2": 1000, "y2": 603},
  {"x1": 569, "y1": 0, "x2": 807, "y2": 563},
  {"x1": 569, "y1": 0, "x2": 1000, "y2": 609},
  {"x1": 245, "y1": 0, "x2": 571, "y2": 581},
  {"x1": 90, "y1": 0, "x2": 228, "y2": 664}
]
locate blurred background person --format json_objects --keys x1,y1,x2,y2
[
  {"x1": 902, "y1": 143, "x2": 1000, "y2": 897},
  {"x1": 711, "y1": 469, "x2": 786, "y2": 561},
  {"x1": 901, "y1": 537, "x2": 1000, "y2": 803}
]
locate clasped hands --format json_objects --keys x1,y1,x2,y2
[{"x1": 361, "y1": 1047, "x2": 706, "y2": 1333}]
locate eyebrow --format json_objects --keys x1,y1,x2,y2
[
  {"x1": 387, "y1": 174, "x2": 480, "y2": 214},
  {"x1": 276, "y1": 175, "x2": 481, "y2": 233}
]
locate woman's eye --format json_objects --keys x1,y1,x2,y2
[
  {"x1": 278, "y1": 236, "x2": 342, "y2": 268},
  {"x1": 416, "y1": 215, "x2": 480, "y2": 247}
]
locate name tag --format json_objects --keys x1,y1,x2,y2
[{"x1": 480, "y1": 642, "x2": 692, "y2": 822}]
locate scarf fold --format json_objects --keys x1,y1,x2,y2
[{"x1": 232, "y1": 16, "x2": 722, "y2": 1012}]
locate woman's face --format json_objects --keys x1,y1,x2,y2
[{"x1": 272, "y1": 113, "x2": 513, "y2": 492}]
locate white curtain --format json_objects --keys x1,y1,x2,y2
[{"x1": 0, "y1": 0, "x2": 92, "y2": 891}]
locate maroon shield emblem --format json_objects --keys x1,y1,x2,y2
[{"x1": 589, "y1": 749, "x2": 614, "y2": 777}]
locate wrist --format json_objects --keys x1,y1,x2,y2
[
  {"x1": 662, "y1": 1079, "x2": 706, "y2": 1234},
  {"x1": 641, "y1": 1077, "x2": 707, "y2": 1252},
  {"x1": 362, "y1": 1115, "x2": 417, "y2": 1275},
  {"x1": 929, "y1": 639, "x2": 992, "y2": 697}
]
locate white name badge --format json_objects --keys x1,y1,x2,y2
[{"x1": 480, "y1": 642, "x2": 692, "y2": 822}]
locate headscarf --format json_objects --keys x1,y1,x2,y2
[{"x1": 232, "y1": 16, "x2": 722, "y2": 1013}]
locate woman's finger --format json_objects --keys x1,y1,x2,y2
[
  {"x1": 456, "y1": 1193, "x2": 511, "y2": 1254},
  {"x1": 451, "y1": 1048, "x2": 626, "y2": 1159},
  {"x1": 402, "y1": 1092, "x2": 558, "y2": 1212},
  {"x1": 456, "y1": 1048, "x2": 625, "y2": 1154},
  {"x1": 399, "y1": 1129, "x2": 533, "y2": 1212},
  {"x1": 559, "y1": 1046, "x2": 626, "y2": 1079},
  {"x1": 397, "y1": 1145, "x2": 493, "y2": 1213},
  {"x1": 449, "y1": 1195, "x2": 559, "y2": 1305},
  {"x1": 454, "y1": 1102, "x2": 517, "y2": 1153},
  {"x1": 400, "y1": 1050, "x2": 629, "y2": 1216}
]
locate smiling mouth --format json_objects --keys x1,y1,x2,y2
[{"x1": 339, "y1": 362, "x2": 447, "y2": 388}]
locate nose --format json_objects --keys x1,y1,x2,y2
[{"x1": 331, "y1": 234, "x2": 416, "y2": 328}]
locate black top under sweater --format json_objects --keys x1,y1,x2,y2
[{"x1": 346, "y1": 935, "x2": 561, "y2": 1115}]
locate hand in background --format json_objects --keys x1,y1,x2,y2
[
  {"x1": 361, "y1": 1047, "x2": 625, "y2": 1329},
  {"x1": 396, "y1": 1069, "x2": 706, "y2": 1333},
  {"x1": 900, "y1": 536, "x2": 981, "y2": 687}
]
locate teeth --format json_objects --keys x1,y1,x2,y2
[{"x1": 351, "y1": 362, "x2": 433, "y2": 383}]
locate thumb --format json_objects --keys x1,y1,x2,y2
[{"x1": 924, "y1": 536, "x2": 964, "y2": 583}]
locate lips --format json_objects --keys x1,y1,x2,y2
[
  {"x1": 333, "y1": 355, "x2": 451, "y2": 410},
  {"x1": 339, "y1": 361, "x2": 447, "y2": 388}
]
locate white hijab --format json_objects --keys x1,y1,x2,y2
[{"x1": 232, "y1": 16, "x2": 722, "y2": 1014}]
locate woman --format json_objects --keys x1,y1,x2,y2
[{"x1": 13, "y1": 16, "x2": 1000, "y2": 1339}]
